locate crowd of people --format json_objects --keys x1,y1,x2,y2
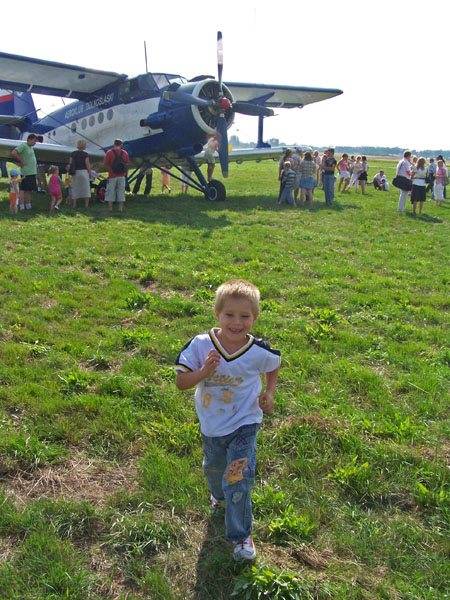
[
  {"x1": 8, "y1": 134, "x2": 131, "y2": 214},
  {"x1": 7, "y1": 134, "x2": 194, "y2": 215},
  {"x1": 395, "y1": 151, "x2": 448, "y2": 214},
  {"x1": 5, "y1": 134, "x2": 449, "y2": 216},
  {"x1": 277, "y1": 148, "x2": 374, "y2": 208},
  {"x1": 276, "y1": 147, "x2": 448, "y2": 212}
]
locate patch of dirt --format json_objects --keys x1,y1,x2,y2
[
  {"x1": 419, "y1": 442, "x2": 450, "y2": 463},
  {"x1": 290, "y1": 545, "x2": 334, "y2": 569},
  {"x1": 3, "y1": 451, "x2": 138, "y2": 508},
  {"x1": 0, "y1": 536, "x2": 18, "y2": 564}
]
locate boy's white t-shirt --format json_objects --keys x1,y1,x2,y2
[{"x1": 175, "y1": 328, "x2": 281, "y2": 437}]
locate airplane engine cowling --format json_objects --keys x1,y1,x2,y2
[{"x1": 134, "y1": 79, "x2": 234, "y2": 158}]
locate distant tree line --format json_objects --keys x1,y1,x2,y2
[{"x1": 229, "y1": 136, "x2": 449, "y2": 158}]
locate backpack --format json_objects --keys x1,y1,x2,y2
[{"x1": 111, "y1": 149, "x2": 126, "y2": 174}]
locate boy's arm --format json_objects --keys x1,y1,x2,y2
[
  {"x1": 176, "y1": 349, "x2": 221, "y2": 390},
  {"x1": 258, "y1": 367, "x2": 279, "y2": 414}
]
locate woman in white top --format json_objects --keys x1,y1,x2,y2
[
  {"x1": 348, "y1": 156, "x2": 363, "y2": 192},
  {"x1": 396, "y1": 150, "x2": 412, "y2": 212},
  {"x1": 410, "y1": 157, "x2": 427, "y2": 215}
]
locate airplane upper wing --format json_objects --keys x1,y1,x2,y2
[
  {"x1": 0, "y1": 138, "x2": 105, "y2": 165},
  {"x1": 224, "y1": 82, "x2": 343, "y2": 108},
  {"x1": 0, "y1": 52, "x2": 127, "y2": 100}
]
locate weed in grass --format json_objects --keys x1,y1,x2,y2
[
  {"x1": 231, "y1": 566, "x2": 310, "y2": 599},
  {"x1": 0, "y1": 528, "x2": 97, "y2": 600},
  {"x1": 120, "y1": 327, "x2": 154, "y2": 351},
  {"x1": 59, "y1": 370, "x2": 91, "y2": 395},
  {"x1": 129, "y1": 564, "x2": 177, "y2": 599},
  {"x1": 20, "y1": 340, "x2": 50, "y2": 358},
  {"x1": 268, "y1": 504, "x2": 317, "y2": 544},
  {"x1": 253, "y1": 485, "x2": 288, "y2": 518},
  {"x1": 85, "y1": 352, "x2": 112, "y2": 370},
  {"x1": 328, "y1": 456, "x2": 372, "y2": 502},
  {"x1": 143, "y1": 414, "x2": 201, "y2": 456},
  {"x1": 105, "y1": 506, "x2": 174, "y2": 558},
  {"x1": 0, "y1": 430, "x2": 66, "y2": 475}
]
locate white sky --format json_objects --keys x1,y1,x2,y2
[{"x1": 2, "y1": 0, "x2": 449, "y2": 151}]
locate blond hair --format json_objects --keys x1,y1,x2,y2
[
  {"x1": 77, "y1": 139, "x2": 87, "y2": 150},
  {"x1": 215, "y1": 279, "x2": 260, "y2": 315}
]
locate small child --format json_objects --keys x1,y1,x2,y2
[
  {"x1": 64, "y1": 172, "x2": 73, "y2": 205},
  {"x1": 278, "y1": 161, "x2": 296, "y2": 206},
  {"x1": 9, "y1": 169, "x2": 20, "y2": 214},
  {"x1": 175, "y1": 279, "x2": 281, "y2": 561},
  {"x1": 48, "y1": 166, "x2": 63, "y2": 212},
  {"x1": 181, "y1": 170, "x2": 191, "y2": 194},
  {"x1": 161, "y1": 167, "x2": 171, "y2": 193}
]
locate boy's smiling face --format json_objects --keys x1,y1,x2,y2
[{"x1": 214, "y1": 297, "x2": 258, "y2": 350}]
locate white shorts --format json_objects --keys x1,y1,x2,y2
[
  {"x1": 338, "y1": 171, "x2": 349, "y2": 179},
  {"x1": 106, "y1": 176, "x2": 126, "y2": 203}
]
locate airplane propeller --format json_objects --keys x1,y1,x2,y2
[{"x1": 163, "y1": 31, "x2": 274, "y2": 178}]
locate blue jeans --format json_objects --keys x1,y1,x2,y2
[
  {"x1": 322, "y1": 174, "x2": 335, "y2": 204},
  {"x1": 280, "y1": 186, "x2": 294, "y2": 204},
  {"x1": 202, "y1": 423, "x2": 260, "y2": 542}
]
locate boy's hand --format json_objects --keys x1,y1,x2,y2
[
  {"x1": 258, "y1": 392, "x2": 274, "y2": 414},
  {"x1": 201, "y1": 349, "x2": 221, "y2": 377}
]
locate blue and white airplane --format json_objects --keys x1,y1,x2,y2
[{"x1": 0, "y1": 33, "x2": 342, "y2": 200}]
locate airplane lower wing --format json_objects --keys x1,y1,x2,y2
[
  {"x1": 0, "y1": 52, "x2": 127, "y2": 101},
  {"x1": 195, "y1": 147, "x2": 283, "y2": 165},
  {"x1": 0, "y1": 138, "x2": 105, "y2": 165},
  {"x1": 225, "y1": 82, "x2": 343, "y2": 108}
]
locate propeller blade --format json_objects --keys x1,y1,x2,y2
[
  {"x1": 217, "y1": 31, "x2": 223, "y2": 93},
  {"x1": 163, "y1": 90, "x2": 214, "y2": 107},
  {"x1": 215, "y1": 115, "x2": 229, "y2": 178},
  {"x1": 232, "y1": 102, "x2": 274, "y2": 118}
]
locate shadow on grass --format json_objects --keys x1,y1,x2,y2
[
  {"x1": 0, "y1": 187, "x2": 363, "y2": 227},
  {"x1": 194, "y1": 515, "x2": 247, "y2": 600},
  {"x1": 404, "y1": 212, "x2": 443, "y2": 223}
]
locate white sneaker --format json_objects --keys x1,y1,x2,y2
[
  {"x1": 210, "y1": 494, "x2": 223, "y2": 515},
  {"x1": 232, "y1": 534, "x2": 256, "y2": 561}
]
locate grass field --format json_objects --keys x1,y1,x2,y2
[{"x1": 0, "y1": 158, "x2": 449, "y2": 599}]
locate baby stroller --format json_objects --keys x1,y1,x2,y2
[{"x1": 90, "y1": 174, "x2": 107, "y2": 203}]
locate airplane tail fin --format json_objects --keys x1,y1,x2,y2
[{"x1": 0, "y1": 89, "x2": 38, "y2": 122}]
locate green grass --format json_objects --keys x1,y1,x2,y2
[{"x1": 0, "y1": 159, "x2": 449, "y2": 599}]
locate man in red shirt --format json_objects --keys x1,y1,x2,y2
[{"x1": 103, "y1": 138, "x2": 129, "y2": 212}]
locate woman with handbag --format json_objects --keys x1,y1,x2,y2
[
  {"x1": 358, "y1": 156, "x2": 369, "y2": 195},
  {"x1": 410, "y1": 157, "x2": 427, "y2": 215},
  {"x1": 67, "y1": 139, "x2": 92, "y2": 209},
  {"x1": 395, "y1": 150, "x2": 412, "y2": 212}
]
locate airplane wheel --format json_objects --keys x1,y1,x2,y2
[{"x1": 206, "y1": 179, "x2": 226, "y2": 201}]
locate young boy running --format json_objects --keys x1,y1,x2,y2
[{"x1": 175, "y1": 279, "x2": 280, "y2": 561}]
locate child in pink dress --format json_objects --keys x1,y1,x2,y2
[{"x1": 48, "y1": 166, "x2": 63, "y2": 211}]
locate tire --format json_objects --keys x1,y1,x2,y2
[{"x1": 205, "y1": 179, "x2": 226, "y2": 201}]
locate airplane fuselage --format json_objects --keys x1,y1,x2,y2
[{"x1": 33, "y1": 73, "x2": 233, "y2": 167}]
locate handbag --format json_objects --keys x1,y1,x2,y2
[
  {"x1": 392, "y1": 175, "x2": 412, "y2": 191},
  {"x1": 442, "y1": 175, "x2": 450, "y2": 186},
  {"x1": 68, "y1": 151, "x2": 76, "y2": 175}
]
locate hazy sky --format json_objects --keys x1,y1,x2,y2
[{"x1": 3, "y1": 0, "x2": 449, "y2": 151}]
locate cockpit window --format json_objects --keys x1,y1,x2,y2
[
  {"x1": 152, "y1": 74, "x2": 187, "y2": 90},
  {"x1": 118, "y1": 73, "x2": 187, "y2": 101}
]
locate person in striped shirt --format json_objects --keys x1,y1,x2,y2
[{"x1": 278, "y1": 161, "x2": 297, "y2": 206}]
